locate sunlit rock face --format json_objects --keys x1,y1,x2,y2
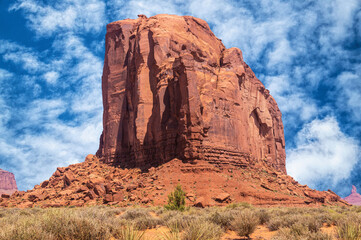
[
  {"x1": 97, "y1": 14, "x2": 286, "y2": 173},
  {"x1": 0, "y1": 168, "x2": 18, "y2": 195},
  {"x1": 344, "y1": 185, "x2": 361, "y2": 206}
]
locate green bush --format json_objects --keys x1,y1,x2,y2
[{"x1": 165, "y1": 184, "x2": 186, "y2": 211}]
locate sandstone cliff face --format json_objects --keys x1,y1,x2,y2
[
  {"x1": 97, "y1": 14, "x2": 286, "y2": 173},
  {"x1": 0, "y1": 168, "x2": 18, "y2": 195},
  {"x1": 344, "y1": 185, "x2": 361, "y2": 206}
]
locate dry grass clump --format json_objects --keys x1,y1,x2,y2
[
  {"x1": 272, "y1": 226, "x2": 333, "y2": 240},
  {"x1": 161, "y1": 210, "x2": 201, "y2": 232},
  {"x1": 256, "y1": 209, "x2": 270, "y2": 224},
  {"x1": 336, "y1": 215, "x2": 361, "y2": 240},
  {"x1": 267, "y1": 215, "x2": 297, "y2": 231},
  {"x1": 182, "y1": 219, "x2": 223, "y2": 240},
  {"x1": 231, "y1": 209, "x2": 259, "y2": 237},
  {"x1": 120, "y1": 208, "x2": 162, "y2": 230},
  {"x1": 206, "y1": 210, "x2": 235, "y2": 229},
  {"x1": 226, "y1": 202, "x2": 253, "y2": 209},
  {"x1": 267, "y1": 210, "x2": 322, "y2": 232},
  {"x1": 117, "y1": 225, "x2": 145, "y2": 240},
  {"x1": 158, "y1": 228, "x2": 181, "y2": 240},
  {"x1": 0, "y1": 207, "x2": 121, "y2": 240},
  {"x1": 0, "y1": 217, "x2": 55, "y2": 240}
]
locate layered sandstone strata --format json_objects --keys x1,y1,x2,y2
[
  {"x1": 97, "y1": 14, "x2": 286, "y2": 173},
  {"x1": 0, "y1": 168, "x2": 18, "y2": 195}
]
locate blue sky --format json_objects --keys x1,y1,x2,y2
[{"x1": 0, "y1": 0, "x2": 360, "y2": 197}]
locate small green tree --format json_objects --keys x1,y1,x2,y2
[{"x1": 165, "y1": 184, "x2": 186, "y2": 211}]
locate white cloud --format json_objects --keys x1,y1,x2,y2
[
  {"x1": 10, "y1": 0, "x2": 106, "y2": 37},
  {"x1": 263, "y1": 74, "x2": 318, "y2": 122},
  {"x1": 336, "y1": 70, "x2": 361, "y2": 121},
  {"x1": 287, "y1": 116, "x2": 359, "y2": 188},
  {"x1": 0, "y1": 36, "x2": 102, "y2": 190},
  {"x1": 327, "y1": 0, "x2": 360, "y2": 42},
  {"x1": 0, "y1": 40, "x2": 44, "y2": 73},
  {"x1": 0, "y1": 69, "x2": 13, "y2": 83},
  {"x1": 43, "y1": 71, "x2": 59, "y2": 84}
]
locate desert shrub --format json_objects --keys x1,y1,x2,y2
[
  {"x1": 351, "y1": 206, "x2": 361, "y2": 213},
  {"x1": 162, "y1": 211, "x2": 200, "y2": 231},
  {"x1": 120, "y1": 208, "x2": 162, "y2": 230},
  {"x1": 117, "y1": 225, "x2": 144, "y2": 240},
  {"x1": 0, "y1": 217, "x2": 55, "y2": 240},
  {"x1": 226, "y1": 202, "x2": 253, "y2": 209},
  {"x1": 182, "y1": 219, "x2": 223, "y2": 240},
  {"x1": 165, "y1": 184, "x2": 186, "y2": 211},
  {"x1": 158, "y1": 228, "x2": 181, "y2": 240},
  {"x1": 231, "y1": 209, "x2": 259, "y2": 237},
  {"x1": 272, "y1": 227, "x2": 333, "y2": 240},
  {"x1": 289, "y1": 223, "x2": 309, "y2": 236},
  {"x1": 256, "y1": 209, "x2": 270, "y2": 225},
  {"x1": 337, "y1": 216, "x2": 361, "y2": 240},
  {"x1": 0, "y1": 208, "x2": 119, "y2": 240},
  {"x1": 297, "y1": 216, "x2": 322, "y2": 233},
  {"x1": 40, "y1": 209, "x2": 111, "y2": 240},
  {"x1": 267, "y1": 216, "x2": 284, "y2": 231},
  {"x1": 121, "y1": 208, "x2": 150, "y2": 220},
  {"x1": 134, "y1": 215, "x2": 162, "y2": 230},
  {"x1": 267, "y1": 214, "x2": 299, "y2": 231},
  {"x1": 207, "y1": 210, "x2": 235, "y2": 229}
]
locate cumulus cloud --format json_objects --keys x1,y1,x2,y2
[
  {"x1": 0, "y1": 40, "x2": 44, "y2": 73},
  {"x1": 0, "y1": 69, "x2": 13, "y2": 81},
  {"x1": 287, "y1": 116, "x2": 360, "y2": 189},
  {"x1": 336, "y1": 70, "x2": 361, "y2": 121},
  {"x1": 43, "y1": 71, "x2": 59, "y2": 84},
  {"x1": 9, "y1": 0, "x2": 107, "y2": 37},
  {"x1": 0, "y1": 30, "x2": 102, "y2": 190}
]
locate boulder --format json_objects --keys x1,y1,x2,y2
[
  {"x1": 214, "y1": 193, "x2": 231, "y2": 203},
  {"x1": 113, "y1": 192, "x2": 124, "y2": 202},
  {"x1": 194, "y1": 197, "x2": 208, "y2": 208}
]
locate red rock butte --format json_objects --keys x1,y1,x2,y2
[
  {"x1": 0, "y1": 168, "x2": 18, "y2": 196},
  {"x1": 0, "y1": 14, "x2": 348, "y2": 208},
  {"x1": 343, "y1": 185, "x2": 361, "y2": 206},
  {"x1": 96, "y1": 14, "x2": 286, "y2": 173}
]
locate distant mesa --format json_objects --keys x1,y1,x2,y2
[
  {"x1": 343, "y1": 185, "x2": 361, "y2": 206},
  {"x1": 0, "y1": 168, "x2": 18, "y2": 196}
]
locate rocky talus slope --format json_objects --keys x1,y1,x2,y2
[{"x1": 0, "y1": 155, "x2": 346, "y2": 208}]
